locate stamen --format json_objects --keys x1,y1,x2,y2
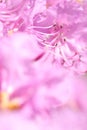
[
  {"x1": 34, "y1": 29, "x2": 59, "y2": 36},
  {"x1": 36, "y1": 37, "x2": 56, "y2": 48},
  {"x1": 28, "y1": 24, "x2": 54, "y2": 29}
]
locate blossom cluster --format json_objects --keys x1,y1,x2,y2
[{"x1": 0, "y1": 0, "x2": 87, "y2": 130}]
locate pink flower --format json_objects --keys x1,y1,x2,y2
[{"x1": 0, "y1": 0, "x2": 87, "y2": 130}]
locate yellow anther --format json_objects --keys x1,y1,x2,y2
[
  {"x1": 6, "y1": 99, "x2": 21, "y2": 110},
  {"x1": 0, "y1": 92, "x2": 9, "y2": 109},
  {"x1": 76, "y1": 0, "x2": 83, "y2": 3},
  {"x1": 8, "y1": 30, "x2": 14, "y2": 35},
  {"x1": 67, "y1": 99, "x2": 79, "y2": 111},
  {"x1": 0, "y1": 92, "x2": 21, "y2": 110}
]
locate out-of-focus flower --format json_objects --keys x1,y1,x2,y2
[{"x1": 0, "y1": 0, "x2": 87, "y2": 130}]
